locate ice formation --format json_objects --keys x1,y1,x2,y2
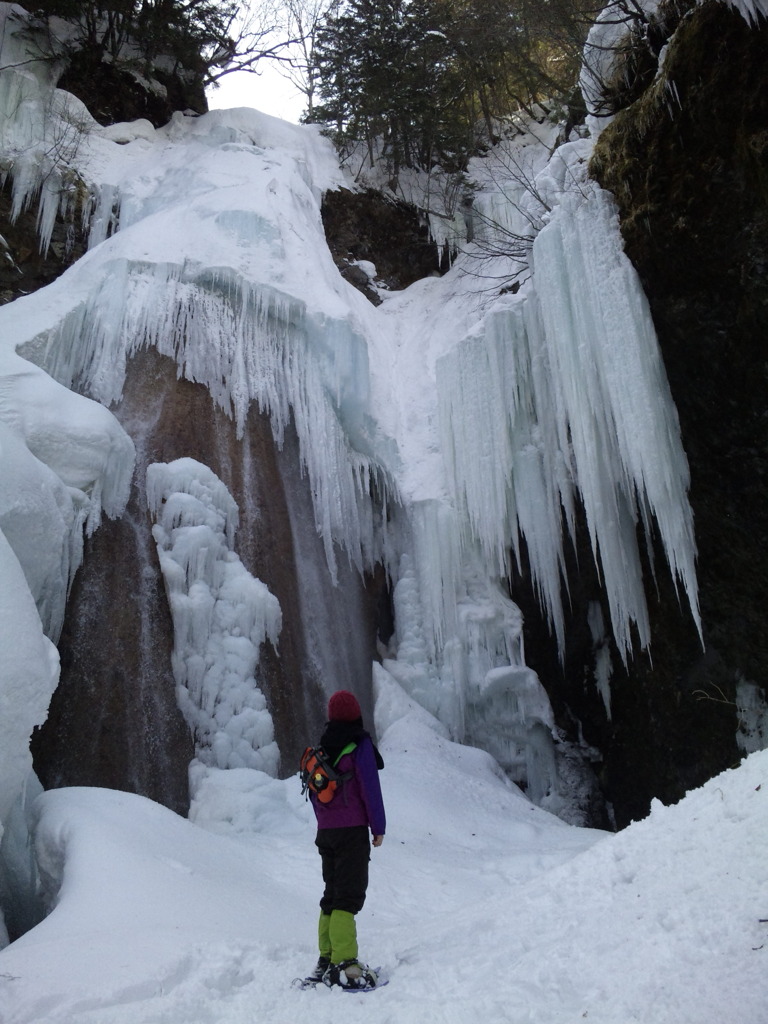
[
  {"x1": 580, "y1": 0, "x2": 767, "y2": 141},
  {"x1": 735, "y1": 680, "x2": 768, "y2": 754},
  {"x1": 0, "y1": 0, "x2": 711, "y2": 830},
  {"x1": 147, "y1": 459, "x2": 281, "y2": 780},
  {"x1": 2, "y1": 88, "x2": 391, "y2": 585},
  {"x1": 0, "y1": 340, "x2": 135, "y2": 637},
  {"x1": 0, "y1": 317, "x2": 133, "y2": 944},
  {"x1": 438, "y1": 145, "x2": 702, "y2": 665},
  {"x1": 0, "y1": 125, "x2": 134, "y2": 940},
  {"x1": 0, "y1": 532, "x2": 59, "y2": 828},
  {"x1": 580, "y1": 1, "x2": 649, "y2": 137},
  {"x1": 0, "y1": 530, "x2": 60, "y2": 943},
  {"x1": 588, "y1": 603, "x2": 613, "y2": 721},
  {"x1": 719, "y1": 0, "x2": 768, "y2": 24}
]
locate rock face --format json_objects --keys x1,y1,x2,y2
[
  {"x1": 31, "y1": 348, "x2": 385, "y2": 812},
  {"x1": 321, "y1": 187, "x2": 445, "y2": 304},
  {"x1": 0, "y1": 187, "x2": 88, "y2": 306},
  {"x1": 57, "y1": 53, "x2": 207, "y2": 128},
  {"x1": 517, "y1": 2, "x2": 768, "y2": 827}
]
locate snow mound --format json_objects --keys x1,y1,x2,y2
[{"x1": 0, "y1": 720, "x2": 765, "y2": 1023}]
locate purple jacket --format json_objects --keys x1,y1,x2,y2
[{"x1": 311, "y1": 736, "x2": 386, "y2": 836}]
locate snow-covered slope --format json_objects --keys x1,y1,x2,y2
[{"x1": 0, "y1": 679, "x2": 765, "y2": 1024}]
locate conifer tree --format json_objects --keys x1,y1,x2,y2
[
  {"x1": 22, "y1": 1, "x2": 286, "y2": 85},
  {"x1": 310, "y1": 0, "x2": 600, "y2": 177},
  {"x1": 311, "y1": 0, "x2": 473, "y2": 176}
]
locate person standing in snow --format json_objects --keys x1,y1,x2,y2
[{"x1": 306, "y1": 689, "x2": 386, "y2": 989}]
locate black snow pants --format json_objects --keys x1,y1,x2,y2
[{"x1": 316, "y1": 825, "x2": 371, "y2": 915}]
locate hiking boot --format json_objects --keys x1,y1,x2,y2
[
  {"x1": 323, "y1": 960, "x2": 377, "y2": 989},
  {"x1": 306, "y1": 956, "x2": 331, "y2": 983}
]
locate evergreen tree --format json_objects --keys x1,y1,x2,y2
[
  {"x1": 311, "y1": 0, "x2": 473, "y2": 176},
  {"x1": 311, "y1": 0, "x2": 599, "y2": 177},
  {"x1": 22, "y1": 1, "x2": 279, "y2": 85}
]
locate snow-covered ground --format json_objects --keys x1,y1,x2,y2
[{"x1": 1, "y1": 677, "x2": 766, "y2": 1024}]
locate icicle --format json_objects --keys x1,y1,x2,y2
[
  {"x1": 40, "y1": 259, "x2": 394, "y2": 589},
  {"x1": 717, "y1": 0, "x2": 768, "y2": 27},
  {"x1": 533, "y1": 183, "x2": 701, "y2": 658},
  {"x1": 437, "y1": 292, "x2": 572, "y2": 656},
  {"x1": 437, "y1": 179, "x2": 700, "y2": 664}
]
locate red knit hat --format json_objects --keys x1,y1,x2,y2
[{"x1": 328, "y1": 690, "x2": 362, "y2": 722}]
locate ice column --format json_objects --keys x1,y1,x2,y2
[
  {"x1": 147, "y1": 458, "x2": 281, "y2": 779},
  {"x1": 533, "y1": 183, "x2": 701, "y2": 656},
  {"x1": 0, "y1": 532, "x2": 59, "y2": 946},
  {"x1": 384, "y1": 539, "x2": 558, "y2": 803},
  {"x1": 438, "y1": 180, "x2": 700, "y2": 664}
]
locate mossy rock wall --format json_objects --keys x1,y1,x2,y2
[{"x1": 518, "y1": 2, "x2": 768, "y2": 828}]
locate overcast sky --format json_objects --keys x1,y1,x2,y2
[{"x1": 206, "y1": 64, "x2": 305, "y2": 123}]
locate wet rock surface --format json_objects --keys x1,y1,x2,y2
[{"x1": 31, "y1": 349, "x2": 385, "y2": 810}]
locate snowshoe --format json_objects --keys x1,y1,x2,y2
[
  {"x1": 323, "y1": 959, "x2": 378, "y2": 990},
  {"x1": 292, "y1": 956, "x2": 330, "y2": 989}
]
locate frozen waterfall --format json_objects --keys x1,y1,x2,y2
[{"x1": 0, "y1": 1, "x2": 702, "y2": 847}]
